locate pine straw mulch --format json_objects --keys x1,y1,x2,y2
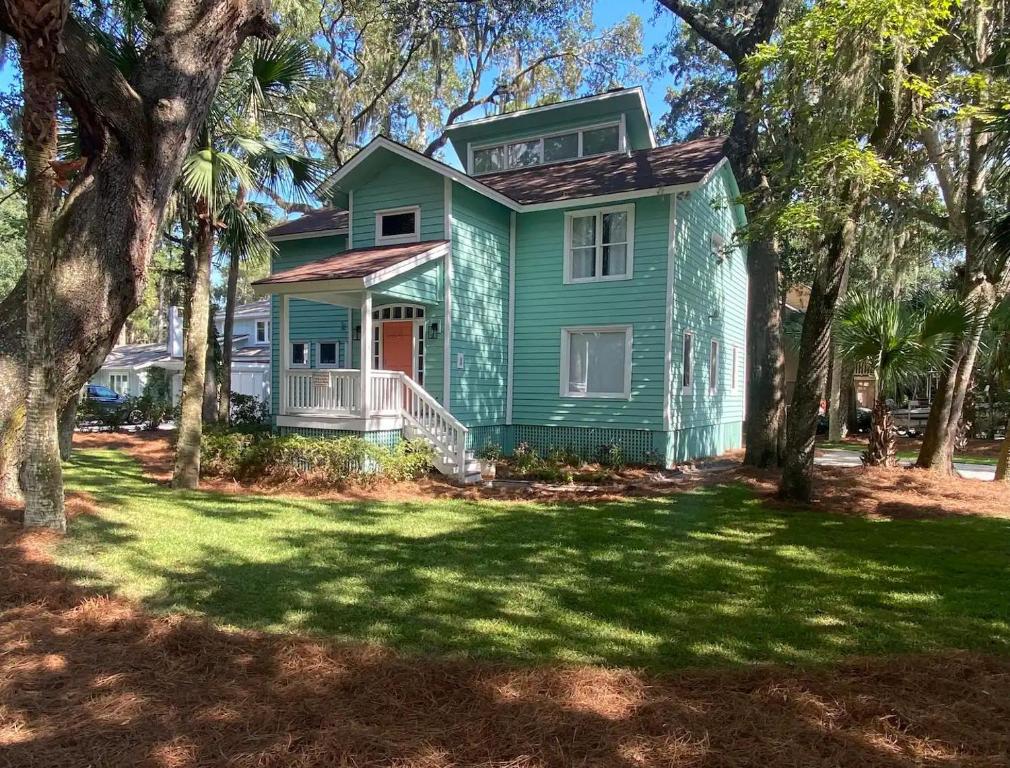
[
  {"x1": 819, "y1": 434, "x2": 1004, "y2": 461},
  {"x1": 3, "y1": 517, "x2": 1010, "y2": 768},
  {"x1": 73, "y1": 430, "x2": 1010, "y2": 518}
]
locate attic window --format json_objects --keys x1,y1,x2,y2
[
  {"x1": 375, "y1": 207, "x2": 420, "y2": 245},
  {"x1": 469, "y1": 121, "x2": 625, "y2": 175}
]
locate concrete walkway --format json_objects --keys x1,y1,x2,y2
[{"x1": 816, "y1": 448, "x2": 995, "y2": 481}]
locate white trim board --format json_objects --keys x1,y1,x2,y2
[
  {"x1": 663, "y1": 193, "x2": 677, "y2": 431},
  {"x1": 443, "y1": 177, "x2": 453, "y2": 407},
  {"x1": 559, "y1": 325, "x2": 633, "y2": 400},
  {"x1": 269, "y1": 228, "x2": 348, "y2": 243}
]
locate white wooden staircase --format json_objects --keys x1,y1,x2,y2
[{"x1": 396, "y1": 372, "x2": 482, "y2": 484}]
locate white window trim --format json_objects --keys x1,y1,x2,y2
[
  {"x1": 315, "y1": 340, "x2": 343, "y2": 369},
  {"x1": 254, "y1": 319, "x2": 270, "y2": 345},
  {"x1": 731, "y1": 345, "x2": 740, "y2": 391},
  {"x1": 559, "y1": 325, "x2": 633, "y2": 400},
  {"x1": 375, "y1": 205, "x2": 421, "y2": 246},
  {"x1": 682, "y1": 330, "x2": 694, "y2": 391},
  {"x1": 289, "y1": 340, "x2": 309, "y2": 369},
  {"x1": 468, "y1": 120, "x2": 625, "y2": 175},
  {"x1": 709, "y1": 339, "x2": 720, "y2": 394},
  {"x1": 563, "y1": 204, "x2": 635, "y2": 284}
]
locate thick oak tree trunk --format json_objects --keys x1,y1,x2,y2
[
  {"x1": 173, "y1": 212, "x2": 213, "y2": 489},
  {"x1": 0, "y1": 1, "x2": 277, "y2": 499},
  {"x1": 58, "y1": 392, "x2": 79, "y2": 461}
]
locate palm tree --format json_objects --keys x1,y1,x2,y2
[
  {"x1": 834, "y1": 294, "x2": 966, "y2": 467},
  {"x1": 172, "y1": 38, "x2": 325, "y2": 489}
]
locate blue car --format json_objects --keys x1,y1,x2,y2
[{"x1": 83, "y1": 385, "x2": 143, "y2": 425}]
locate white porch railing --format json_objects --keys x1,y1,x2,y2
[
  {"x1": 284, "y1": 369, "x2": 360, "y2": 415},
  {"x1": 280, "y1": 368, "x2": 471, "y2": 480}
]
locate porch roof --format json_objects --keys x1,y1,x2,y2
[{"x1": 252, "y1": 240, "x2": 448, "y2": 293}]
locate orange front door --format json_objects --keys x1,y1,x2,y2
[{"x1": 381, "y1": 321, "x2": 414, "y2": 377}]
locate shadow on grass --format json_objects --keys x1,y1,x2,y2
[{"x1": 60, "y1": 449, "x2": 1010, "y2": 671}]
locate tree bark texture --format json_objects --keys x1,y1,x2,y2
[
  {"x1": 218, "y1": 247, "x2": 240, "y2": 423},
  {"x1": 58, "y1": 391, "x2": 80, "y2": 461},
  {"x1": 779, "y1": 214, "x2": 859, "y2": 501},
  {"x1": 0, "y1": 0, "x2": 277, "y2": 498},
  {"x1": 10, "y1": 0, "x2": 70, "y2": 530},
  {"x1": 202, "y1": 307, "x2": 219, "y2": 424},
  {"x1": 826, "y1": 269, "x2": 850, "y2": 442},
  {"x1": 864, "y1": 396, "x2": 897, "y2": 467},
  {"x1": 173, "y1": 211, "x2": 213, "y2": 489}
]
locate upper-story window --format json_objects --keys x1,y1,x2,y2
[
  {"x1": 563, "y1": 204, "x2": 634, "y2": 284},
  {"x1": 255, "y1": 319, "x2": 269, "y2": 345},
  {"x1": 375, "y1": 206, "x2": 420, "y2": 245},
  {"x1": 470, "y1": 121, "x2": 624, "y2": 175}
]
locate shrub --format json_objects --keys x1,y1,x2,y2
[
  {"x1": 76, "y1": 395, "x2": 142, "y2": 432},
  {"x1": 138, "y1": 368, "x2": 174, "y2": 430},
  {"x1": 200, "y1": 431, "x2": 433, "y2": 484},
  {"x1": 476, "y1": 441, "x2": 502, "y2": 462},
  {"x1": 545, "y1": 446, "x2": 583, "y2": 467},
  {"x1": 231, "y1": 394, "x2": 270, "y2": 427},
  {"x1": 596, "y1": 442, "x2": 626, "y2": 470}
]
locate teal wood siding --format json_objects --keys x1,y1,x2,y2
[
  {"x1": 667, "y1": 164, "x2": 747, "y2": 462},
  {"x1": 269, "y1": 234, "x2": 348, "y2": 415},
  {"x1": 373, "y1": 259, "x2": 442, "y2": 305},
  {"x1": 511, "y1": 196, "x2": 669, "y2": 428},
  {"x1": 448, "y1": 183, "x2": 511, "y2": 426},
  {"x1": 350, "y1": 159, "x2": 445, "y2": 248}
]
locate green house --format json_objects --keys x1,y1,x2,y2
[{"x1": 253, "y1": 87, "x2": 747, "y2": 481}]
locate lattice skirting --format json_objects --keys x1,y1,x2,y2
[{"x1": 276, "y1": 426, "x2": 402, "y2": 449}]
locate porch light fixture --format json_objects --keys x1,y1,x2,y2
[
  {"x1": 352, "y1": 324, "x2": 362, "y2": 341},
  {"x1": 427, "y1": 322, "x2": 440, "y2": 340}
]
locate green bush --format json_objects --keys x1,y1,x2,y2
[
  {"x1": 230, "y1": 394, "x2": 270, "y2": 427},
  {"x1": 138, "y1": 368, "x2": 174, "y2": 430},
  {"x1": 76, "y1": 395, "x2": 143, "y2": 431},
  {"x1": 596, "y1": 442, "x2": 626, "y2": 470},
  {"x1": 200, "y1": 431, "x2": 433, "y2": 484}
]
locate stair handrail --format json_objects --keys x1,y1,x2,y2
[{"x1": 395, "y1": 371, "x2": 468, "y2": 477}]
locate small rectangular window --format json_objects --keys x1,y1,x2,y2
[
  {"x1": 582, "y1": 124, "x2": 620, "y2": 155},
  {"x1": 562, "y1": 326, "x2": 632, "y2": 399},
  {"x1": 544, "y1": 132, "x2": 579, "y2": 162},
  {"x1": 290, "y1": 341, "x2": 308, "y2": 368},
  {"x1": 682, "y1": 332, "x2": 694, "y2": 389},
  {"x1": 110, "y1": 374, "x2": 129, "y2": 396},
  {"x1": 472, "y1": 145, "x2": 504, "y2": 174},
  {"x1": 255, "y1": 319, "x2": 269, "y2": 344},
  {"x1": 709, "y1": 340, "x2": 720, "y2": 393},
  {"x1": 317, "y1": 341, "x2": 340, "y2": 368},
  {"x1": 376, "y1": 207, "x2": 419, "y2": 245}
]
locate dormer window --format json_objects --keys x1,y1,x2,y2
[
  {"x1": 375, "y1": 206, "x2": 420, "y2": 245},
  {"x1": 469, "y1": 121, "x2": 625, "y2": 175}
]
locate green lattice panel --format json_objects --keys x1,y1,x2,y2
[{"x1": 511, "y1": 425, "x2": 663, "y2": 465}]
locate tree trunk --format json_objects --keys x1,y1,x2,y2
[
  {"x1": 0, "y1": 1, "x2": 277, "y2": 498},
  {"x1": 16, "y1": 0, "x2": 68, "y2": 531},
  {"x1": 996, "y1": 431, "x2": 1010, "y2": 482},
  {"x1": 173, "y1": 208, "x2": 213, "y2": 489},
  {"x1": 779, "y1": 213, "x2": 860, "y2": 501},
  {"x1": 218, "y1": 247, "x2": 240, "y2": 424},
  {"x1": 743, "y1": 235, "x2": 786, "y2": 467},
  {"x1": 202, "y1": 307, "x2": 219, "y2": 423},
  {"x1": 58, "y1": 391, "x2": 80, "y2": 461},
  {"x1": 826, "y1": 268, "x2": 850, "y2": 442},
  {"x1": 864, "y1": 395, "x2": 896, "y2": 467}
]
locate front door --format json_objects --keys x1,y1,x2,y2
[{"x1": 381, "y1": 321, "x2": 414, "y2": 377}]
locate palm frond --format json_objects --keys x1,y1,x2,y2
[
  {"x1": 180, "y1": 147, "x2": 255, "y2": 212},
  {"x1": 219, "y1": 199, "x2": 275, "y2": 265}
]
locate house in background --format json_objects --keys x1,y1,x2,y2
[
  {"x1": 90, "y1": 301, "x2": 272, "y2": 405},
  {"x1": 254, "y1": 87, "x2": 747, "y2": 479}
]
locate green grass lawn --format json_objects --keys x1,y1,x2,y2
[
  {"x1": 818, "y1": 440, "x2": 999, "y2": 466},
  {"x1": 58, "y1": 448, "x2": 1010, "y2": 671}
]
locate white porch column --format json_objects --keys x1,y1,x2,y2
[
  {"x1": 279, "y1": 294, "x2": 289, "y2": 416},
  {"x1": 360, "y1": 291, "x2": 372, "y2": 418}
]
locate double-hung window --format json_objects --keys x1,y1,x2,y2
[
  {"x1": 289, "y1": 341, "x2": 309, "y2": 368},
  {"x1": 109, "y1": 373, "x2": 129, "y2": 396},
  {"x1": 682, "y1": 331, "x2": 694, "y2": 389},
  {"x1": 561, "y1": 326, "x2": 632, "y2": 399},
  {"x1": 709, "y1": 340, "x2": 720, "y2": 394},
  {"x1": 564, "y1": 205, "x2": 634, "y2": 283},
  {"x1": 255, "y1": 319, "x2": 269, "y2": 345}
]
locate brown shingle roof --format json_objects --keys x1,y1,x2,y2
[
  {"x1": 477, "y1": 137, "x2": 727, "y2": 205},
  {"x1": 268, "y1": 208, "x2": 348, "y2": 237},
  {"x1": 253, "y1": 240, "x2": 448, "y2": 286}
]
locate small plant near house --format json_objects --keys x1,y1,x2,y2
[
  {"x1": 137, "y1": 367, "x2": 174, "y2": 430},
  {"x1": 596, "y1": 442, "x2": 626, "y2": 470},
  {"x1": 476, "y1": 441, "x2": 502, "y2": 483}
]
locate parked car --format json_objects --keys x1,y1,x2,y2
[{"x1": 82, "y1": 385, "x2": 143, "y2": 426}]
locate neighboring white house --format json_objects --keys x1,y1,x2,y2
[{"x1": 90, "y1": 301, "x2": 271, "y2": 406}]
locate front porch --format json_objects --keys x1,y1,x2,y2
[{"x1": 252, "y1": 239, "x2": 477, "y2": 480}]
